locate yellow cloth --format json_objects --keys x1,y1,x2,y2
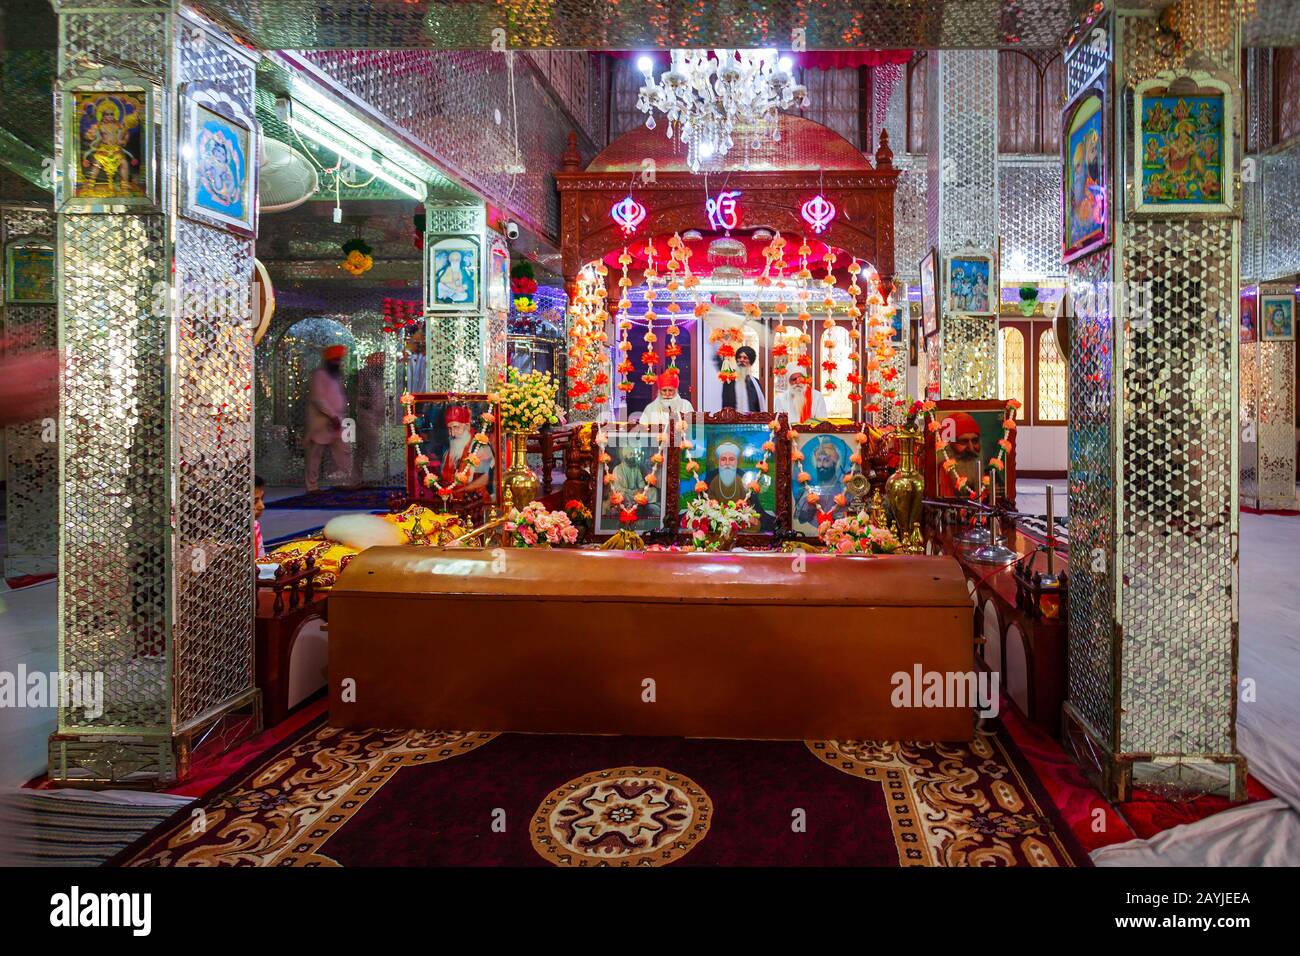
[{"x1": 268, "y1": 506, "x2": 468, "y2": 589}]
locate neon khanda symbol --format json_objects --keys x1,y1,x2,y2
[
  {"x1": 611, "y1": 195, "x2": 646, "y2": 235},
  {"x1": 706, "y1": 190, "x2": 742, "y2": 231},
  {"x1": 801, "y1": 194, "x2": 836, "y2": 234}
]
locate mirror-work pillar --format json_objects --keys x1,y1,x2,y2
[
  {"x1": 1062, "y1": 1, "x2": 1246, "y2": 801},
  {"x1": 423, "y1": 202, "x2": 506, "y2": 392},
  {"x1": 1, "y1": 206, "x2": 58, "y2": 577},
  {"x1": 924, "y1": 49, "x2": 1000, "y2": 400},
  {"x1": 50, "y1": 4, "x2": 259, "y2": 785}
]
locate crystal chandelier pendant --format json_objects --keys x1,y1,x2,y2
[{"x1": 635, "y1": 48, "x2": 796, "y2": 170}]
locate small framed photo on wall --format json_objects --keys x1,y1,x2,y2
[
  {"x1": 428, "y1": 237, "x2": 481, "y2": 312},
  {"x1": 61, "y1": 69, "x2": 158, "y2": 212},
  {"x1": 179, "y1": 82, "x2": 258, "y2": 237},
  {"x1": 919, "y1": 248, "x2": 940, "y2": 338},
  {"x1": 1132, "y1": 72, "x2": 1236, "y2": 218},
  {"x1": 4, "y1": 240, "x2": 56, "y2": 304},
  {"x1": 1260, "y1": 294, "x2": 1296, "y2": 342},
  {"x1": 944, "y1": 250, "x2": 996, "y2": 318}
]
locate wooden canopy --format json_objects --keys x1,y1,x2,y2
[{"x1": 555, "y1": 115, "x2": 900, "y2": 299}]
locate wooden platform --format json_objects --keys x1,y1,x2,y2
[{"x1": 328, "y1": 548, "x2": 975, "y2": 741}]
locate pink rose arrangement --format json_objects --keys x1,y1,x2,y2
[
  {"x1": 819, "y1": 512, "x2": 900, "y2": 555},
  {"x1": 504, "y1": 501, "x2": 579, "y2": 548}
]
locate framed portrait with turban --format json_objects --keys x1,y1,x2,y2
[
  {"x1": 921, "y1": 400, "x2": 1017, "y2": 506},
  {"x1": 1061, "y1": 75, "x2": 1111, "y2": 264},
  {"x1": 402, "y1": 391, "x2": 502, "y2": 514},
  {"x1": 593, "y1": 422, "x2": 671, "y2": 538},
  {"x1": 788, "y1": 422, "x2": 870, "y2": 538},
  {"x1": 664, "y1": 409, "x2": 791, "y2": 545}
]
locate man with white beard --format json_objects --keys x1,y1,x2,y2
[
  {"x1": 639, "y1": 368, "x2": 694, "y2": 427},
  {"x1": 706, "y1": 440, "x2": 748, "y2": 503},
  {"x1": 437, "y1": 405, "x2": 494, "y2": 494},
  {"x1": 774, "y1": 369, "x2": 829, "y2": 423}
]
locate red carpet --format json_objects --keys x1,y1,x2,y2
[{"x1": 118, "y1": 718, "x2": 1091, "y2": 867}]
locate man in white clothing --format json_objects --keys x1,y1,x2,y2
[
  {"x1": 774, "y1": 370, "x2": 829, "y2": 422},
  {"x1": 639, "y1": 368, "x2": 694, "y2": 427}
]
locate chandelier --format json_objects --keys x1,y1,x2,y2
[{"x1": 636, "y1": 50, "x2": 808, "y2": 172}]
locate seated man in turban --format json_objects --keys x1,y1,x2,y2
[
  {"x1": 937, "y1": 411, "x2": 984, "y2": 498},
  {"x1": 640, "y1": 367, "x2": 694, "y2": 427},
  {"x1": 435, "y1": 405, "x2": 494, "y2": 495},
  {"x1": 775, "y1": 369, "x2": 829, "y2": 423}
]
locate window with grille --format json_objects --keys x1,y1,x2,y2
[
  {"x1": 1037, "y1": 327, "x2": 1068, "y2": 422},
  {"x1": 999, "y1": 326, "x2": 1026, "y2": 418}
]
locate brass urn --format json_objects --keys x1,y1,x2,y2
[
  {"x1": 885, "y1": 426, "x2": 925, "y2": 554},
  {"x1": 504, "y1": 432, "x2": 541, "y2": 508}
]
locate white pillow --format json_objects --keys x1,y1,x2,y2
[{"x1": 323, "y1": 513, "x2": 407, "y2": 550}]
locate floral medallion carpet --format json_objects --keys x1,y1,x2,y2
[{"x1": 118, "y1": 720, "x2": 1089, "y2": 867}]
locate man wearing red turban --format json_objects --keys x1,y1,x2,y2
[
  {"x1": 304, "y1": 344, "x2": 353, "y2": 493},
  {"x1": 937, "y1": 410, "x2": 983, "y2": 498},
  {"x1": 639, "y1": 367, "x2": 694, "y2": 427},
  {"x1": 437, "y1": 404, "x2": 493, "y2": 492}
]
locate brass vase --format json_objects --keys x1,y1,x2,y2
[
  {"x1": 885, "y1": 426, "x2": 925, "y2": 554},
  {"x1": 504, "y1": 431, "x2": 541, "y2": 508}
]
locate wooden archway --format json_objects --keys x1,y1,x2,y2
[{"x1": 556, "y1": 121, "x2": 899, "y2": 300}]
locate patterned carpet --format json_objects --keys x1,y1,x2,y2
[{"x1": 118, "y1": 719, "x2": 1090, "y2": 867}]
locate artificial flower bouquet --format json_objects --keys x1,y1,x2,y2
[
  {"x1": 681, "y1": 496, "x2": 758, "y2": 551},
  {"x1": 819, "y1": 511, "x2": 900, "y2": 555},
  {"x1": 563, "y1": 498, "x2": 593, "y2": 539},
  {"x1": 503, "y1": 501, "x2": 579, "y2": 548},
  {"x1": 496, "y1": 367, "x2": 565, "y2": 434}
]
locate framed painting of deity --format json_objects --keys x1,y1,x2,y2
[
  {"x1": 788, "y1": 422, "x2": 871, "y2": 539},
  {"x1": 4, "y1": 240, "x2": 55, "y2": 304},
  {"x1": 403, "y1": 392, "x2": 503, "y2": 511},
  {"x1": 1240, "y1": 288, "x2": 1257, "y2": 344},
  {"x1": 593, "y1": 423, "x2": 672, "y2": 538},
  {"x1": 1260, "y1": 294, "x2": 1296, "y2": 342},
  {"x1": 179, "y1": 83, "x2": 258, "y2": 237},
  {"x1": 428, "y1": 237, "x2": 480, "y2": 312},
  {"x1": 487, "y1": 235, "x2": 510, "y2": 313},
  {"x1": 919, "y1": 247, "x2": 940, "y2": 339},
  {"x1": 1132, "y1": 72, "x2": 1236, "y2": 217},
  {"x1": 921, "y1": 400, "x2": 1017, "y2": 507},
  {"x1": 61, "y1": 70, "x2": 157, "y2": 211},
  {"x1": 1061, "y1": 78, "x2": 1111, "y2": 264},
  {"x1": 944, "y1": 251, "x2": 996, "y2": 318},
  {"x1": 664, "y1": 409, "x2": 791, "y2": 546}
]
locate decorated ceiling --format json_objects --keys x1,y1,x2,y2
[{"x1": 188, "y1": 0, "x2": 1300, "y2": 51}]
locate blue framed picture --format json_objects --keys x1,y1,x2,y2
[
  {"x1": 429, "y1": 238, "x2": 480, "y2": 311},
  {"x1": 180, "y1": 84, "x2": 257, "y2": 236},
  {"x1": 945, "y1": 252, "x2": 995, "y2": 316},
  {"x1": 1260, "y1": 295, "x2": 1295, "y2": 342},
  {"x1": 1132, "y1": 74, "x2": 1235, "y2": 217}
]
